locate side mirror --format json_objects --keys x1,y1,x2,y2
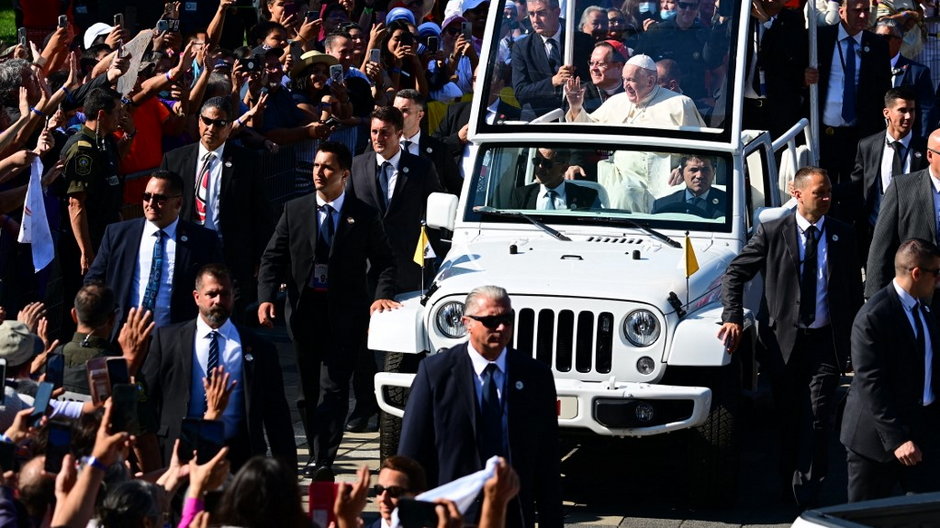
[{"x1": 426, "y1": 192, "x2": 459, "y2": 231}]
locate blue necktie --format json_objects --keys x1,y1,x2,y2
[
  {"x1": 842, "y1": 37, "x2": 857, "y2": 124},
  {"x1": 320, "y1": 204, "x2": 335, "y2": 246},
  {"x1": 378, "y1": 162, "x2": 392, "y2": 207},
  {"x1": 479, "y1": 363, "x2": 504, "y2": 462},
  {"x1": 207, "y1": 330, "x2": 219, "y2": 378},
  {"x1": 142, "y1": 230, "x2": 166, "y2": 312}
]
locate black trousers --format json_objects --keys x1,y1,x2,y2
[
  {"x1": 292, "y1": 292, "x2": 361, "y2": 467},
  {"x1": 846, "y1": 403, "x2": 940, "y2": 502},
  {"x1": 770, "y1": 326, "x2": 841, "y2": 496},
  {"x1": 819, "y1": 126, "x2": 862, "y2": 223}
]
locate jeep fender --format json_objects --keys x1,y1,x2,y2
[
  {"x1": 368, "y1": 298, "x2": 428, "y2": 354},
  {"x1": 666, "y1": 304, "x2": 754, "y2": 367}
]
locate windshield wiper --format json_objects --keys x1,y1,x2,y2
[
  {"x1": 574, "y1": 214, "x2": 681, "y2": 248},
  {"x1": 473, "y1": 206, "x2": 571, "y2": 241}
]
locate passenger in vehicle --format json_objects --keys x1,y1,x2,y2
[
  {"x1": 582, "y1": 41, "x2": 628, "y2": 112},
  {"x1": 579, "y1": 5, "x2": 610, "y2": 41},
  {"x1": 656, "y1": 58, "x2": 683, "y2": 94},
  {"x1": 510, "y1": 0, "x2": 595, "y2": 117},
  {"x1": 652, "y1": 155, "x2": 726, "y2": 218},
  {"x1": 564, "y1": 54, "x2": 704, "y2": 127},
  {"x1": 509, "y1": 148, "x2": 601, "y2": 210}
]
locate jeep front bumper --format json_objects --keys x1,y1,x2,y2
[{"x1": 375, "y1": 374, "x2": 712, "y2": 437}]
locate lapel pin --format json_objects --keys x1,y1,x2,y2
[
  {"x1": 832, "y1": 234, "x2": 839, "y2": 242},
  {"x1": 515, "y1": 381, "x2": 523, "y2": 390},
  {"x1": 347, "y1": 216, "x2": 355, "y2": 224},
  {"x1": 863, "y1": 46, "x2": 870, "y2": 53},
  {"x1": 224, "y1": 161, "x2": 232, "y2": 168},
  {"x1": 712, "y1": 198, "x2": 719, "y2": 205},
  {"x1": 426, "y1": 147, "x2": 433, "y2": 154},
  {"x1": 402, "y1": 166, "x2": 410, "y2": 174},
  {"x1": 180, "y1": 235, "x2": 188, "y2": 242},
  {"x1": 915, "y1": 151, "x2": 923, "y2": 158},
  {"x1": 245, "y1": 353, "x2": 254, "y2": 362}
]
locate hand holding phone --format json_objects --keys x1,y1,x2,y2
[
  {"x1": 30, "y1": 382, "x2": 55, "y2": 428},
  {"x1": 329, "y1": 64, "x2": 344, "y2": 84},
  {"x1": 58, "y1": 15, "x2": 68, "y2": 29},
  {"x1": 44, "y1": 421, "x2": 71, "y2": 473},
  {"x1": 113, "y1": 13, "x2": 124, "y2": 27},
  {"x1": 368, "y1": 48, "x2": 381, "y2": 64}
]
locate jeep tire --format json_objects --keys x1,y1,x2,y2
[
  {"x1": 379, "y1": 352, "x2": 423, "y2": 461},
  {"x1": 687, "y1": 360, "x2": 741, "y2": 507}
]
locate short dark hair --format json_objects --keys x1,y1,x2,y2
[
  {"x1": 324, "y1": 31, "x2": 349, "y2": 52},
  {"x1": 317, "y1": 141, "x2": 353, "y2": 171},
  {"x1": 195, "y1": 263, "x2": 232, "y2": 290},
  {"x1": 99, "y1": 480, "x2": 163, "y2": 527},
  {"x1": 679, "y1": 154, "x2": 715, "y2": 170},
  {"x1": 74, "y1": 282, "x2": 116, "y2": 328},
  {"x1": 895, "y1": 238, "x2": 940, "y2": 275},
  {"x1": 793, "y1": 166, "x2": 827, "y2": 189},
  {"x1": 395, "y1": 89, "x2": 426, "y2": 110},
  {"x1": 371, "y1": 106, "x2": 405, "y2": 131},
  {"x1": 884, "y1": 86, "x2": 917, "y2": 108},
  {"x1": 249, "y1": 21, "x2": 288, "y2": 46},
  {"x1": 85, "y1": 87, "x2": 121, "y2": 119},
  {"x1": 149, "y1": 170, "x2": 184, "y2": 196},
  {"x1": 381, "y1": 456, "x2": 428, "y2": 494},
  {"x1": 201, "y1": 96, "x2": 233, "y2": 120}
]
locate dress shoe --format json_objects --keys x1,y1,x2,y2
[
  {"x1": 345, "y1": 414, "x2": 378, "y2": 433},
  {"x1": 302, "y1": 460, "x2": 335, "y2": 481}
]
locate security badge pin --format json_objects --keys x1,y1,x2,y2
[
  {"x1": 224, "y1": 161, "x2": 232, "y2": 168},
  {"x1": 831, "y1": 234, "x2": 839, "y2": 242},
  {"x1": 180, "y1": 235, "x2": 189, "y2": 242},
  {"x1": 347, "y1": 216, "x2": 355, "y2": 224},
  {"x1": 426, "y1": 147, "x2": 433, "y2": 154},
  {"x1": 245, "y1": 353, "x2": 254, "y2": 362},
  {"x1": 515, "y1": 381, "x2": 524, "y2": 390},
  {"x1": 711, "y1": 198, "x2": 719, "y2": 205},
  {"x1": 402, "y1": 166, "x2": 410, "y2": 174}
]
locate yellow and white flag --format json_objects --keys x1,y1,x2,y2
[
  {"x1": 413, "y1": 225, "x2": 436, "y2": 267},
  {"x1": 683, "y1": 234, "x2": 699, "y2": 278}
]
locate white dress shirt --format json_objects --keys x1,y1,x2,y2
[
  {"x1": 375, "y1": 149, "x2": 403, "y2": 204},
  {"x1": 537, "y1": 182, "x2": 567, "y2": 210},
  {"x1": 892, "y1": 279, "x2": 935, "y2": 405},
  {"x1": 795, "y1": 212, "x2": 830, "y2": 328},
  {"x1": 189, "y1": 317, "x2": 245, "y2": 438},
  {"x1": 930, "y1": 168, "x2": 940, "y2": 238},
  {"x1": 316, "y1": 191, "x2": 344, "y2": 233},
  {"x1": 401, "y1": 131, "x2": 421, "y2": 156},
  {"x1": 540, "y1": 28, "x2": 562, "y2": 65},
  {"x1": 823, "y1": 25, "x2": 863, "y2": 127},
  {"x1": 131, "y1": 218, "x2": 178, "y2": 327},
  {"x1": 880, "y1": 130, "x2": 912, "y2": 193},
  {"x1": 196, "y1": 141, "x2": 226, "y2": 233},
  {"x1": 467, "y1": 343, "x2": 507, "y2": 406}
]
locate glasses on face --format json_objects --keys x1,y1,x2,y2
[
  {"x1": 142, "y1": 192, "x2": 180, "y2": 204},
  {"x1": 466, "y1": 313, "x2": 513, "y2": 329},
  {"x1": 928, "y1": 147, "x2": 940, "y2": 156},
  {"x1": 200, "y1": 115, "x2": 230, "y2": 128},
  {"x1": 372, "y1": 484, "x2": 409, "y2": 498},
  {"x1": 677, "y1": 2, "x2": 699, "y2": 9},
  {"x1": 588, "y1": 60, "x2": 611, "y2": 68}
]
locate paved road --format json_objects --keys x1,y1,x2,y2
[{"x1": 261, "y1": 328, "x2": 845, "y2": 527}]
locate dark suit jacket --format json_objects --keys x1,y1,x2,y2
[
  {"x1": 510, "y1": 30, "x2": 594, "y2": 115},
  {"x1": 139, "y1": 319, "x2": 297, "y2": 469},
  {"x1": 160, "y1": 142, "x2": 274, "y2": 292},
  {"x1": 398, "y1": 344, "x2": 562, "y2": 528},
  {"x1": 432, "y1": 100, "x2": 522, "y2": 167},
  {"x1": 721, "y1": 211, "x2": 863, "y2": 364},
  {"x1": 509, "y1": 181, "x2": 599, "y2": 210},
  {"x1": 366, "y1": 134, "x2": 462, "y2": 196},
  {"x1": 893, "y1": 55, "x2": 935, "y2": 139},
  {"x1": 866, "y1": 169, "x2": 938, "y2": 298},
  {"x1": 817, "y1": 26, "x2": 892, "y2": 137},
  {"x1": 346, "y1": 151, "x2": 444, "y2": 292},
  {"x1": 850, "y1": 131, "x2": 927, "y2": 226},
  {"x1": 257, "y1": 193, "x2": 397, "y2": 340},
  {"x1": 752, "y1": 10, "x2": 809, "y2": 135},
  {"x1": 841, "y1": 284, "x2": 938, "y2": 462},
  {"x1": 652, "y1": 187, "x2": 728, "y2": 219},
  {"x1": 85, "y1": 218, "x2": 223, "y2": 341}
]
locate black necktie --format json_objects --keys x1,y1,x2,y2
[
  {"x1": 402, "y1": 140, "x2": 413, "y2": 154},
  {"x1": 891, "y1": 141, "x2": 905, "y2": 177},
  {"x1": 378, "y1": 162, "x2": 392, "y2": 207},
  {"x1": 479, "y1": 363, "x2": 504, "y2": 462},
  {"x1": 546, "y1": 38, "x2": 560, "y2": 71},
  {"x1": 799, "y1": 225, "x2": 819, "y2": 327},
  {"x1": 207, "y1": 330, "x2": 219, "y2": 377}
]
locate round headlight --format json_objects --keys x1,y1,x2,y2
[
  {"x1": 623, "y1": 309, "x2": 661, "y2": 347},
  {"x1": 636, "y1": 356, "x2": 655, "y2": 375},
  {"x1": 435, "y1": 301, "x2": 467, "y2": 339}
]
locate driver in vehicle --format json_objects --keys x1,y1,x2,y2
[
  {"x1": 510, "y1": 148, "x2": 601, "y2": 210},
  {"x1": 653, "y1": 155, "x2": 726, "y2": 218}
]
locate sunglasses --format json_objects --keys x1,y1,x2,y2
[
  {"x1": 532, "y1": 156, "x2": 566, "y2": 169},
  {"x1": 466, "y1": 313, "x2": 513, "y2": 329},
  {"x1": 372, "y1": 484, "x2": 409, "y2": 498},
  {"x1": 200, "y1": 115, "x2": 230, "y2": 128},
  {"x1": 677, "y1": 2, "x2": 699, "y2": 9},
  {"x1": 142, "y1": 192, "x2": 180, "y2": 204}
]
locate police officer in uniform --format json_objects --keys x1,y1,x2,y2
[
  {"x1": 59, "y1": 88, "x2": 128, "y2": 334},
  {"x1": 60, "y1": 87, "x2": 126, "y2": 275}
]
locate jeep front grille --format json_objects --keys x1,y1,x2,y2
[{"x1": 513, "y1": 308, "x2": 614, "y2": 374}]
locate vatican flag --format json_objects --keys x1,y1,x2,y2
[
  {"x1": 413, "y1": 225, "x2": 436, "y2": 267},
  {"x1": 683, "y1": 234, "x2": 699, "y2": 278}
]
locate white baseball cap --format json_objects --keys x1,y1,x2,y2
[{"x1": 83, "y1": 22, "x2": 114, "y2": 50}]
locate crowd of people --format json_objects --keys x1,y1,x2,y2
[{"x1": 0, "y1": 0, "x2": 939, "y2": 525}]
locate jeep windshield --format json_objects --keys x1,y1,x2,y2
[
  {"x1": 463, "y1": 145, "x2": 732, "y2": 233},
  {"x1": 469, "y1": 0, "x2": 743, "y2": 141}
]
